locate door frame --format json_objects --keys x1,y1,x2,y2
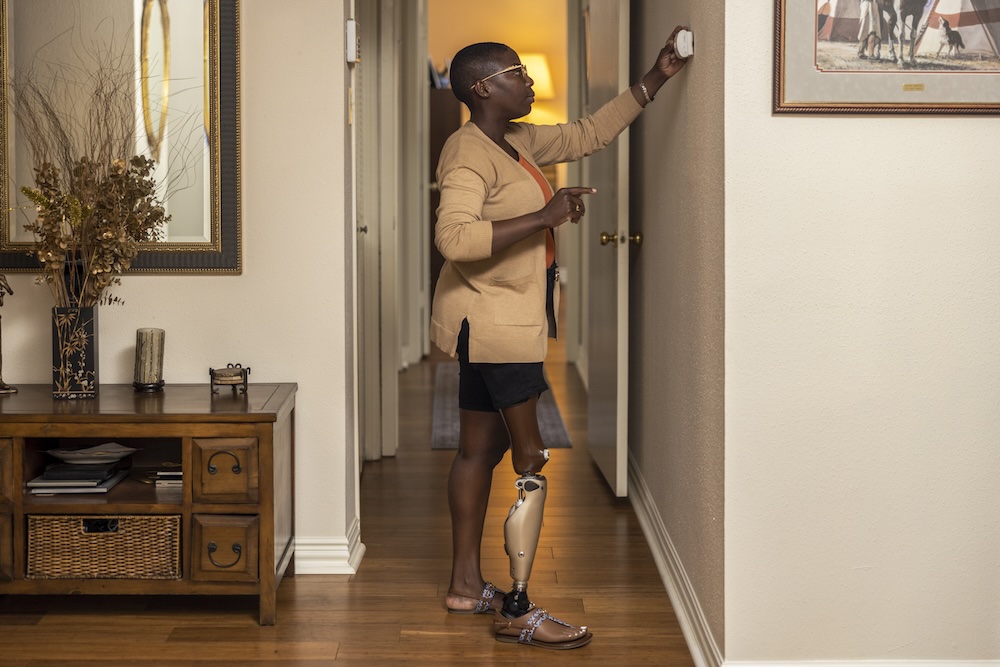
[
  {"x1": 355, "y1": 0, "x2": 379, "y2": 465},
  {"x1": 355, "y1": 0, "x2": 410, "y2": 462},
  {"x1": 399, "y1": 1, "x2": 430, "y2": 367},
  {"x1": 565, "y1": 0, "x2": 588, "y2": 379},
  {"x1": 355, "y1": 0, "x2": 429, "y2": 463}
]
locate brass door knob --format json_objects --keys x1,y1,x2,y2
[
  {"x1": 629, "y1": 232, "x2": 643, "y2": 246},
  {"x1": 599, "y1": 231, "x2": 619, "y2": 246}
]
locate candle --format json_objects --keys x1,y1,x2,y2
[{"x1": 133, "y1": 328, "x2": 165, "y2": 391}]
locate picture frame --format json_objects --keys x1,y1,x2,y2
[
  {"x1": 0, "y1": 0, "x2": 242, "y2": 273},
  {"x1": 773, "y1": 0, "x2": 1000, "y2": 114}
]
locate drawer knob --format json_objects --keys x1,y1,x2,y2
[
  {"x1": 207, "y1": 450, "x2": 242, "y2": 475},
  {"x1": 207, "y1": 541, "x2": 243, "y2": 569}
]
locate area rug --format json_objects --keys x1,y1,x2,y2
[{"x1": 430, "y1": 362, "x2": 572, "y2": 450}]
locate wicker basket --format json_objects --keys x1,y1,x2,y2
[{"x1": 26, "y1": 515, "x2": 182, "y2": 580}]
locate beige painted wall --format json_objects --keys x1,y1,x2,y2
[
  {"x1": 629, "y1": 0, "x2": 726, "y2": 652},
  {"x1": 724, "y1": 3, "x2": 1000, "y2": 661},
  {"x1": 2, "y1": 0, "x2": 358, "y2": 566}
]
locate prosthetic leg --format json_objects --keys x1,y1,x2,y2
[
  {"x1": 501, "y1": 472, "x2": 547, "y2": 616},
  {"x1": 493, "y1": 399, "x2": 591, "y2": 648},
  {"x1": 499, "y1": 399, "x2": 552, "y2": 616},
  {"x1": 496, "y1": 453, "x2": 592, "y2": 649}
]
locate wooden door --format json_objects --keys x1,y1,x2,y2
[{"x1": 584, "y1": 0, "x2": 630, "y2": 497}]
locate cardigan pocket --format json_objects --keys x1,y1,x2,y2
[{"x1": 490, "y1": 274, "x2": 543, "y2": 326}]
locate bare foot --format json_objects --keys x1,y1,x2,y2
[{"x1": 445, "y1": 582, "x2": 505, "y2": 614}]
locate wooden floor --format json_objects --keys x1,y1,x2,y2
[{"x1": 0, "y1": 337, "x2": 694, "y2": 665}]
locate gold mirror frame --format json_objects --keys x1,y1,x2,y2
[
  {"x1": 140, "y1": 0, "x2": 171, "y2": 163},
  {"x1": 0, "y1": 0, "x2": 241, "y2": 273}
]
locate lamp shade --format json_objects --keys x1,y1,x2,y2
[{"x1": 519, "y1": 53, "x2": 555, "y2": 100}]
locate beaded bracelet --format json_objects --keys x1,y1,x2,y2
[{"x1": 639, "y1": 80, "x2": 653, "y2": 104}]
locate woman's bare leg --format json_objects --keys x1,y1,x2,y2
[{"x1": 446, "y1": 407, "x2": 510, "y2": 611}]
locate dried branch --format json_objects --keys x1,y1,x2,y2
[{"x1": 11, "y1": 37, "x2": 171, "y2": 307}]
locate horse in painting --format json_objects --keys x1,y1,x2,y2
[{"x1": 876, "y1": 0, "x2": 928, "y2": 66}]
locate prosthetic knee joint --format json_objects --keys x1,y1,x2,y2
[{"x1": 502, "y1": 473, "x2": 547, "y2": 616}]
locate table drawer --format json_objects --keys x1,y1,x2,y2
[
  {"x1": 191, "y1": 514, "x2": 259, "y2": 582},
  {"x1": 191, "y1": 438, "x2": 259, "y2": 503}
]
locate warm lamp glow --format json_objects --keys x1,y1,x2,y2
[{"x1": 519, "y1": 53, "x2": 555, "y2": 100}]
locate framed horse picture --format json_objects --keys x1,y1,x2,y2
[{"x1": 774, "y1": 0, "x2": 1000, "y2": 114}]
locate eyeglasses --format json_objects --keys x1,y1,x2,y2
[{"x1": 471, "y1": 63, "x2": 528, "y2": 89}]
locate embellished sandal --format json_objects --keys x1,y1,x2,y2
[
  {"x1": 494, "y1": 607, "x2": 593, "y2": 650},
  {"x1": 446, "y1": 581, "x2": 504, "y2": 615}
]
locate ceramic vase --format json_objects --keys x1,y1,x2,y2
[{"x1": 51, "y1": 306, "x2": 99, "y2": 399}]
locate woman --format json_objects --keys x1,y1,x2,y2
[{"x1": 433, "y1": 28, "x2": 689, "y2": 650}]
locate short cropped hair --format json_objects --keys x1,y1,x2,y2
[{"x1": 449, "y1": 42, "x2": 514, "y2": 107}]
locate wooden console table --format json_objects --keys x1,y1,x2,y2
[{"x1": 0, "y1": 383, "x2": 295, "y2": 625}]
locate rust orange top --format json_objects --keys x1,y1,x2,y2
[{"x1": 518, "y1": 154, "x2": 555, "y2": 267}]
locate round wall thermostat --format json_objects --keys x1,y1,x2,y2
[{"x1": 675, "y1": 29, "x2": 694, "y2": 59}]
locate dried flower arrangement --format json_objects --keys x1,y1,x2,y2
[
  {"x1": 20, "y1": 156, "x2": 168, "y2": 307},
  {"x1": 12, "y1": 50, "x2": 170, "y2": 308}
]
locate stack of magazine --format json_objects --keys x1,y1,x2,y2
[
  {"x1": 28, "y1": 443, "x2": 136, "y2": 495},
  {"x1": 153, "y1": 470, "x2": 183, "y2": 488}
]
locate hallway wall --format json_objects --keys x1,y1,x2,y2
[
  {"x1": 723, "y1": 3, "x2": 1000, "y2": 662},
  {"x1": 629, "y1": 0, "x2": 727, "y2": 657},
  {"x1": 630, "y1": 1, "x2": 999, "y2": 663}
]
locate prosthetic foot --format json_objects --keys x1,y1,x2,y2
[{"x1": 498, "y1": 473, "x2": 592, "y2": 649}]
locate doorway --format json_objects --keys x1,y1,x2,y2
[
  {"x1": 355, "y1": 0, "x2": 589, "y2": 468},
  {"x1": 356, "y1": 0, "x2": 635, "y2": 498},
  {"x1": 425, "y1": 0, "x2": 586, "y2": 371}
]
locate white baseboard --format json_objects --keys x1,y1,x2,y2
[
  {"x1": 628, "y1": 456, "x2": 724, "y2": 667},
  {"x1": 293, "y1": 517, "x2": 367, "y2": 574}
]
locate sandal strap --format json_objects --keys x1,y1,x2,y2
[
  {"x1": 474, "y1": 582, "x2": 498, "y2": 614},
  {"x1": 518, "y1": 608, "x2": 572, "y2": 644}
]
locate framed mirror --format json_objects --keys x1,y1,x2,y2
[{"x1": 0, "y1": 0, "x2": 241, "y2": 273}]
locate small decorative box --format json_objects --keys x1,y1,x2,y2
[{"x1": 210, "y1": 363, "x2": 250, "y2": 394}]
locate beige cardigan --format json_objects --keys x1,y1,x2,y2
[{"x1": 431, "y1": 89, "x2": 643, "y2": 363}]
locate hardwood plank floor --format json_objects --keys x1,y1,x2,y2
[{"x1": 0, "y1": 330, "x2": 694, "y2": 665}]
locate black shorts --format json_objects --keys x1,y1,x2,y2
[{"x1": 456, "y1": 319, "x2": 549, "y2": 412}]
